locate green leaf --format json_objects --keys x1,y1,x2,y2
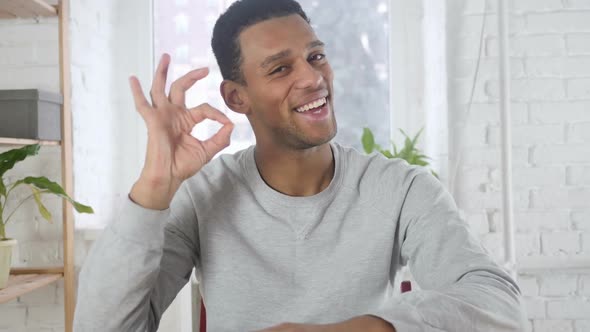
[
  {"x1": 361, "y1": 127, "x2": 439, "y2": 180},
  {"x1": 399, "y1": 128, "x2": 410, "y2": 138},
  {"x1": 14, "y1": 177, "x2": 94, "y2": 214},
  {"x1": 71, "y1": 201, "x2": 94, "y2": 214},
  {"x1": 0, "y1": 144, "x2": 40, "y2": 177},
  {"x1": 361, "y1": 128, "x2": 375, "y2": 154},
  {"x1": 411, "y1": 128, "x2": 424, "y2": 147},
  {"x1": 0, "y1": 178, "x2": 5, "y2": 197},
  {"x1": 398, "y1": 147, "x2": 411, "y2": 161},
  {"x1": 399, "y1": 129, "x2": 414, "y2": 150},
  {"x1": 380, "y1": 149, "x2": 394, "y2": 159},
  {"x1": 391, "y1": 142, "x2": 399, "y2": 156},
  {"x1": 30, "y1": 186, "x2": 52, "y2": 223}
]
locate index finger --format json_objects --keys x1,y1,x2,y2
[
  {"x1": 188, "y1": 103, "x2": 233, "y2": 125},
  {"x1": 169, "y1": 67, "x2": 210, "y2": 106}
]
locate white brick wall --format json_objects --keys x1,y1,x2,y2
[
  {"x1": 533, "y1": 320, "x2": 573, "y2": 332},
  {"x1": 448, "y1": 0, "x2": 590, "y2": 330},
  {"x1": 487, "y1": 35, "x2": 567, "y2": 57},
  {"x1": 540, "y1": 275, "x2": 578, "y2": 296},
  {"x1": 517, "y1": 271, "x2": 590, "y2": 331},
  {"x1": 568, "y1": 78, "x2": 590, "y2": 99},
  {"x1": 527, "y1": 12, "x2": 590, "y2": 32},
  {"x1": 567, "y1": 34, "x2": 590, "y2": 54}
]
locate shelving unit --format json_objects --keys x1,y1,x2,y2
[
  {"x1": 0, "y1": 0, "x2": 57, "y2": 18},
  {"x1": 0, "y1": 1, "x2": 75, "y2": 331},
  {"x1": 0, "y1": 273, "x2": 63, "y2": 304},
  {"x1": 0, "y1": 137, "x2": 60, "y2": 146}
]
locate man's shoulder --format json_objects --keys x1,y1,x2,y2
[
  {"x1": 334, "y1": 142, "x2": 430, "y2": 202},
  {"x1": 334, "y1": 142, "x2": 422, "y2": 180}
]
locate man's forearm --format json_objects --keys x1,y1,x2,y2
[
  {"x1": 74, "y1": 199, "x2": 170, "y2": 331},
  {"x1": 334, "y1": 315, "x2": 395, "y2": 332},
  {"x1": 129, "y1": 175, "x2": 182, "y2": 210},
  {"x1": 256, "y1": 315, "x2": 396, "y2": 332}
]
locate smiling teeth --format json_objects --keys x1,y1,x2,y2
[{"x1": 295, "y1": 97, "x2": 327, "y2": 113}]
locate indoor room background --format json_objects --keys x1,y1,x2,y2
[{"x1": 0, "y1": 0, "x2": 589, "y2": 331}]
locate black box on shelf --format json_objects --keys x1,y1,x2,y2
[{"x1": 0, "y1": 89, "x2": 63, "y2": 141}]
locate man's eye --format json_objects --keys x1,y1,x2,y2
[
  {"x1": 270, "y1": 66, "x2": 288, "y2": 75},
  {"x1": 310, "y1": 54, "x2": 326, "y2": 61}
]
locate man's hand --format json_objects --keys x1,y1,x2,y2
[
  {"x1": 254, "y1": 322, "x2": 329, "y2": 332},
  {"x1": 255, "y1": 315, "x2": 395, "y2": 332},
  {"x1": 129, "y1": 53, "x2": 234, "y2": 210}
]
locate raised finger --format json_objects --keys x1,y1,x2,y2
[
  {"x1": 150, "y1": 53, "x2": 171, "y2": 106},
  {"x1": 169, "y1": 67, "x2": 210, "y2": 106},
  {"x1": 129, "y1": 76, "x2": 151, "y2": 117},
  {"x1": 188, "y1": 103, "x2": 232, "y2": 125}
]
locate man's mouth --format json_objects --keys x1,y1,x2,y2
[{"x1": 294, "y1": 97, "x2": 328, "y2": 114}]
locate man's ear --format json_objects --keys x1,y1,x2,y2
[{"x1": 220, "y1": 80, "x2": 250, "y2": 115}]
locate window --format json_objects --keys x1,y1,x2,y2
[{"x1": 154, "y1": 0, "x2": 391, "y2": 154}]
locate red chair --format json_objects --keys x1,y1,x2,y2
[
  {"x1": 199, "y1": 299, "x2": 206, "y2": 332},
  {"x1": 401, "y1": 280, "x2": 412, "y2": 293}
]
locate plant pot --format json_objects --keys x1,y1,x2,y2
[{"x1": 0, "y1": 238, "x2": 17, "y2": 289}]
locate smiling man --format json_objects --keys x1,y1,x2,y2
[{"x1": 74, "y1": 0, "x2": 526, "y2": 331}]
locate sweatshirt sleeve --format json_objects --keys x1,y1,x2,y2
[
  {"x1": 370, "y1": 171, "x2": 527, "y2": 332},
  {"x1": 74, "y1": 184, "x2": 200, "y2": 332}
]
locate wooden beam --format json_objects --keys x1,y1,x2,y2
[
  {"x1": 10, "y1": 267, "x2": 64, "y2": 275},
  {"x1": 0, "y1": 0, "x2": 34, "y2": 18},
  {"x1": 0, "y1": 274, "x2": 63, "y2": 304},
  {"x1": 58, "y1": 0, "x2": 75, "y2": 331},
  {"x1": 0, "y1": 0, "x2": 57, "y2": 18},
  {"x1": 0, "y1": 9, "x2": 16, "y2": 19},
  {"x1": 28, "y1": 0, "x2": 56, "y2": 16},
  {"x1": 0, "y1": 137, "x2": 61, "y2": 146}
]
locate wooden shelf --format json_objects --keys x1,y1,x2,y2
[
  {"x1": 0, "y1": 0, "x2": 57, "y2": 19},
  {"x1": 0, "y1": 1, "x2": 75, "y2": 330},
  {"x1": 11, "y1": 266, "x2": 65, "y2": 275},
  {"x1": 0, "y1": 137, "x2": 60, "y2": 146},
  {"x1": 0, "y1": 273, "x2": 63, "y2": 304}
]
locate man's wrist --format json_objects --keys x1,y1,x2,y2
[{"x1": 129, "y1": 176, "x2": 182, "y2": 210}]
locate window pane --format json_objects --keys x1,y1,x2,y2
[
  {"x1": 154, "y1": 0, "x2": 390, "y2": 154},
  {"x1": 298, "y1": 0, "x2": 390, "y2": 150}
]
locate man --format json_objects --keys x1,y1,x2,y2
[{"x1": 74, "y1": 0, "x2": 526, "y2": 331}]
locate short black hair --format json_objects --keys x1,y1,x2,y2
[{"x1": 211, "y1": 0, "x2": 310, "y2": 84}]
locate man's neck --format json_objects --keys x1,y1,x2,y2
[{"x1": 254, "y1": 142, "x2": 335, "y2": 197}]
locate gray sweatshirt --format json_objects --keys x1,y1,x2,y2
[{"x1": 74, "y1": 142, "x2": 526, "y2": 331}]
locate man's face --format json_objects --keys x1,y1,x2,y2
[{"x1": 238, "y1": 14, "x2": 337, "y2": 150}]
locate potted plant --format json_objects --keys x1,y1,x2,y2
[
  {"x1": 361, "y1": 127, "x2": 438, "y2": 178},
  {"x1": 0, "y1": 144, "x2": 93, "y2": 288}
]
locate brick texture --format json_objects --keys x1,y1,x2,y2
[{"x1": 448, "y1": 2, "x2": 590, "y2": 331}]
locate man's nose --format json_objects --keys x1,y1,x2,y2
[{"x1": 294, "y1": 61, "x2": 323, "y2": 90}]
